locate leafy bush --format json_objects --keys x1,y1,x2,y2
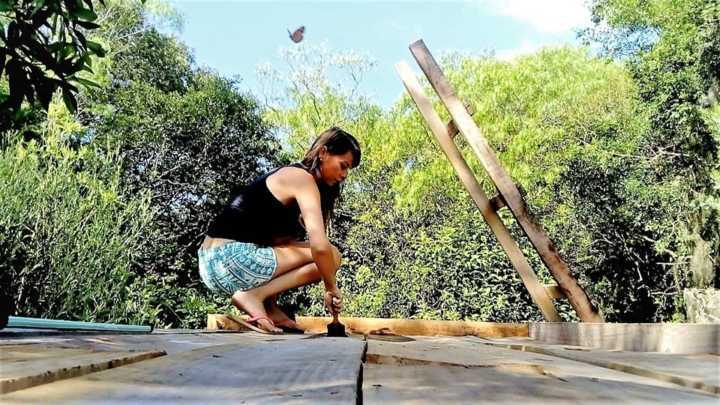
[{"x1": 0, "y1": 102, "x2": 151, "y2": 323}]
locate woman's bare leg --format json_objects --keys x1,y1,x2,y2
[
  {"x1": 231, "y1": 242, "x2": 341, "y2": 333},
  {"x1": 232, "y1": 261, "x2": 321, "y2": 332}
]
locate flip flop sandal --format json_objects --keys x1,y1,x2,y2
[
  {"x1": 227, "y1": 314, "x2": 281, "y2": 334},
  {"x1": 274, "y1": 319, "x2": 305, "y2": 334}
]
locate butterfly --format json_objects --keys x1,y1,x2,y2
[{"x1": 288, "y1": 26, "x2": 305, "y2": 43}]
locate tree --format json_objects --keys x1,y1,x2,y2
[
  {"x1": 1, "y1": 1, "x2": 280, "y2": 328},
  {"x1": 77, "y1": 5, "x2": 282, "y2": 326},
  {"x1": 0, "y1": 0, "x2": 116, "y2": 117},
  {"x1": 583, "y1": 0, "x2": 720, "y2": 290}
]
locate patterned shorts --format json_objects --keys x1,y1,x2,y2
[{"x1": 198, "y1": 241, "x2": 277, "y2": 294}]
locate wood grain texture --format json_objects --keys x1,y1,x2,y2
[
  {"x1": 408, "y1": 39, "x2": 603, "y2": 323},
  {"x1": 530, "y1": 322, "x2": 720, "y2": 354},
  {"x1": 2, "y1": 338, "x2": 366, "y2": 403},
  {"x1": 446, "y1": 103, "x2": 474, "y2": 139},
  {"x1": 364, "y1": 337, "x2": 718, "y2": 402},
  {"x1": 476, "y1": 335, "x2": 720, "y2": 395},
  {"x1": 0, "y1": 347, "x2": 164, "y2": 394},
  {"x1": 207, "y1": 313, "x2": 252, "y2": 331},
  {"x1": 544, "y1": 284, "x2": 567, "y2": 299}
]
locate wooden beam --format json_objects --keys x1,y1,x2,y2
[
  {"x1": 530, "y1": 323, "x2": 720, "y2": 354},
  {"x1": 395, "y1": 61, "x2": 560, "y2": 322},
  {"x1": 206, "y1": 314, "x2": 251, "y2": 331},
  {"x1": 2, "y1": 340, "x2": 367, "y2": 403},
  {"x1": 408, "y1": 39, "x2": 603, "y2": 323},
  {"x1": 207, "y1": 315, "x2": 528, "y2": 337},
  {"x1": 297, "y1": 316, "x2": 529, "y2": 337}
]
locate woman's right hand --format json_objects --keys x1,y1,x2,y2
[{"x1": 324, "y1": 287, "x2": 342, "y2": 316}]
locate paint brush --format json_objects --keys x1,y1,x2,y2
[{"x1": 326, "y1": 297, "x2": 346, "y2": 337}]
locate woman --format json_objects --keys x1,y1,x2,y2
[{"x1": 198, "y1": 127, "x2": 361, "y2": 334}]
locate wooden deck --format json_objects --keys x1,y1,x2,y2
[{"x1": 1, "y1": 319, "x2": 718, "y2": 403}]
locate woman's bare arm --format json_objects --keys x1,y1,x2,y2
[{"x1": 283, "y1": 168, "x2": 338, "y2": 291}]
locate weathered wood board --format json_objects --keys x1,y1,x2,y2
[
  {"x1": 0, "y1": 328, "x2": 298, "y2": 355},
  {"x1": 3, "y1": 326, "x2": 717, "y2": 403},
  {"x1": 364, "y1": 336, "x2": 718, "y2": 403},
  {"x1": 364, "y1": 363, "x2": 716, "y2": 404},
  {"x1": 2, "y1": 337, "x2": 366, "y2": 404},
  {"x1": 1, "y1": 346, "x2": 164, "y2": 394},
  {"x1": 474, "y1": 336, "x2": 720, "y2": 395},
  {"x1": 530, "y1": 322, "x2": 720, "y2": 353},
  {"x1": 297, "y1": 316, "x2": 528, "y2": 337}
]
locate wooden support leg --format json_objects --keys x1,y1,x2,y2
[
  {"x1": 396, "y1": 61, "x2": 560, "y2": 322},
  {"x1": 407, "y1": 39, "x2": 603, "y2": 323}
]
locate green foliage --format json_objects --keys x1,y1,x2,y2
[
  {"x1": 75, "y1": 5, "x2": 282, "y2": 327},
  {"x1": 2, "y1": 0, "x2": 716, "y2": 327},
  {"x1": 265, "y1": 40, "x2": 713, "y2": 322},
  {"x1": 0, "y1": 99, "x2": 152, "y2": 323},
  {"x1": 1, "y1": 1, "x2": 275, "y2": 328},
  {"x1": 585, "y1": 0, "x2": 719, "y2": 291},
  {"x1": 0, "y1": 0, "x2": 117, "y2": 122}
]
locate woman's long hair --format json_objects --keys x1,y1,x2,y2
[{"x1": 300, "y1": 127, "x2": 361, "y2": 228}]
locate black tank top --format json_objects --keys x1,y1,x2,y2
[{"x1": 206, "y1": 163, "x2": 309, "y2": 246}]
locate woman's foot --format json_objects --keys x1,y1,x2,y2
[
  {"x1": 231, "y1": 290, "x2": 282, "y2": 333},
  {"x1": 266, "y1": 300, "x2": 304, "y2": 331}
]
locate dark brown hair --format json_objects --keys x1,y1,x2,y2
[{"x1": 300, "y1": 127, "x2": 361, "y2": 227}]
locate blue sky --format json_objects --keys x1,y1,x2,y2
[{"x1": 166, "y1": 1, "x2": 592, "y2": 108}]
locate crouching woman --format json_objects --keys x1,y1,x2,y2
[{"x1": 197, "y1": 127, "x2": 361, "y2": 333}]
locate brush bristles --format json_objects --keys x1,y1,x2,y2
[{"x1": 327, "y1": 322, "x2": 347, "y2": 337}]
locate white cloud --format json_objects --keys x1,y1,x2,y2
[
  {"x1": 475, "y1": 0, "x2": 591, "y2": 33},
  {"x1": 495, "y1": 40, "x2": 543, "y2": 60}
]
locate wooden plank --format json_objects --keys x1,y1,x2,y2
[
  {"x1": 295, "y1": 315, "x2": 528, "y2": 337},
  {"x1": 0, "y1": 329, "x2": 301, "y2": 358},
  {"x1": 530, "y1": 322, "x2": 720, "y2": 354},
  {"x1": 207, "y1": 313, "x2": 251, "y2": 331},
  {"x1": 364, "y1": 336, "x2": 717, "y2": 403},
  {"x1": 364, "y1": 363, "x2": 716, "y2": 403},
  {"x1": 395, "y1": 61, "x2": 560, "y2": 321},
  {"x1": 2, "y1": 338, "x2": 366, "y2": 403},
  {"x1": 408, "y1": 39, "x2": 603, "y2": 323},
  {"x1": 0, "y1": 347, "x2": 164, "y2": 394},
  {"x1": 476, "y1": 336, "x2": 720, "y2": 395}
]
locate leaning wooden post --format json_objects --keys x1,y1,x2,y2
[
  {"x1": 395, "y1": 62, "x2": 560, "y2": 321},
  {"x1": 408, "y1": 39, "x2": 603, "y2": 323}
]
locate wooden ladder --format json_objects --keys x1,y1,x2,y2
[{"x1": 395, "y1": 39, "x2": 603, "y2": 323}]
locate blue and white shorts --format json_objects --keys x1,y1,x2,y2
[{"x1": 198, "y1": 241, "x2": 278, "y2": 294}]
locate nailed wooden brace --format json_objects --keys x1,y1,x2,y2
[
  {"x1": 395, "y1": 61, "x2": 560, "y2": 322},
  {"x1": 446, "y1": 103, "x2": 475, "y2": 139},
  {"x1": 207, "y1": 314, "x2": 251, "y2": 331},
  {"x1": 408, "y1": 39, "x2": 603, "y2": 323},
  {"x1": 450, "y1": 108, "x2": 508, "y2": 215},
  {"x1": 489, "y1": 194, "x2": 507, "y2": 211}
]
